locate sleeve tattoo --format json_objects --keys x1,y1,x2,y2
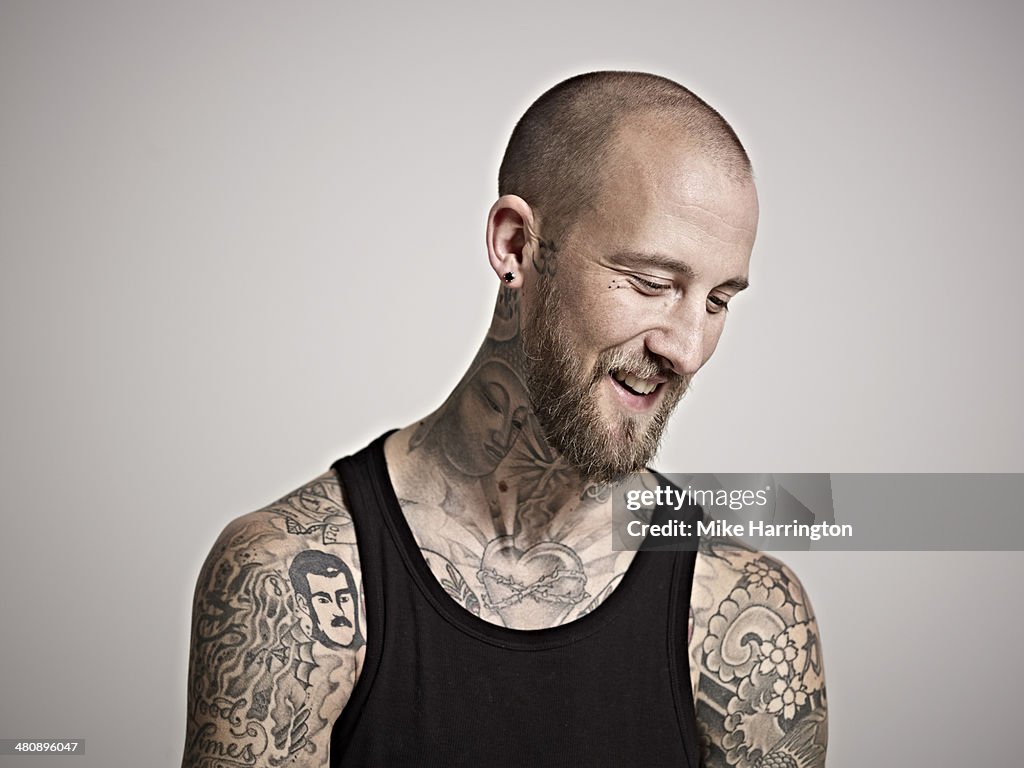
[
  {"x1": 182, "y1": 476, "x2": 363, "y2": 767},
  {"x1": 691, "y1": 545, "x2": 828, "y2": 768}
]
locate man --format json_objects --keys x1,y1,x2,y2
[{"x1": 183, "y1": 71, "x2": 827, "y2": 767}]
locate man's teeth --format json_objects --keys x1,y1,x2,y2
[{"x1": 612, "y1": 370, "x2": 657, "y2": 395}]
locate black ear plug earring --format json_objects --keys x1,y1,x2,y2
[{"x1": 503, "y1": 272, "x2": 515, "y2": 283}]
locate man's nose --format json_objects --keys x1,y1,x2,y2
[{"x1": 645, "y1": 300, "x2": 707, "y2": 378}]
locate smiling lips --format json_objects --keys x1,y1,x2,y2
[{"x1": 611, "y1": 368, "x2": 661, "y2": 396}]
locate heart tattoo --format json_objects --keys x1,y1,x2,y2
[{"x1": 477, "y1": 536, "x2": 589, "y2": 627}]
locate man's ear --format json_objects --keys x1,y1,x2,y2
[
  {"x1": 486, "y1": 195, "x2": 536, "y2": 288},
  {"x1": 295, "y1": 593, "x2": 310, "y2": 617}
]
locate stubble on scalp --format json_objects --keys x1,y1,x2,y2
[{"x1": 521, "y1": 271, "x2": 689, "y2": 484}]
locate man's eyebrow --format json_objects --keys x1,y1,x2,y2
[
  {"x1": 612, "y1": 251, "x2": 750, "y2": 291},
  {"x1": 720, "y1": 276, "x2": 750, "y2": 292},
  {"x1": 311, "y1": 591, "x2": 331, "y2": 600}
]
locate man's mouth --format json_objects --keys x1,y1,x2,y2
[{"x1": 610, "y1": 369, "x2": 661, "y2": 396}]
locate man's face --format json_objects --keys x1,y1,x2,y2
[
  {"x1": 306, "y1": 569, "x2": 358, "y2": 648},
  {"x1": 521, "y1": 121, "x2": 759, "y2": 482}
]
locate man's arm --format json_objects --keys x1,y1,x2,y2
[
  {"x1": 690, "y1": 541, "x2": 827, "y2": 768},
  {"x1": 182, "y1": 473, "x2": 364, "y2": 768}
]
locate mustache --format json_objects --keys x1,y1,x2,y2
[
  {"x1": 594, "y1": 348, "x2": 686, "y2": 387},
  {"x1": 331, "y1": 615, "x2": 353, "y2": 628}
]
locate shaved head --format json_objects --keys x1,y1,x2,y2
[{"x1": 498, "y1": 71, "x2": 752, "y2": 239}]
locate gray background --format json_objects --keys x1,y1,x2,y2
[{"x1": 1, "y1": 1, "x2": 1021, "y2": 765}]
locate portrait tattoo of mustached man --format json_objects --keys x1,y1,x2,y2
[
  {"x1": 183, "y1": 71, "x2": 826, "y2": 767},
  {"x1": 289, "y1": 550, "x2": 365, "y2": 652}
]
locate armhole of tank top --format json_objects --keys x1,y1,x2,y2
[
  {"x1": 655, "y1": 467, "x2": 703, "y2": 768},
  {"x1": 327, "y1": 432, "x2": 396, "y2": 753},
  {"x1": 668, "y1": 542, "x2": 702, "y2": 768}
]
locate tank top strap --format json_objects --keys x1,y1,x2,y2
[{"x1": 328, "y1": 429, "x2": 397, "y2": 742}]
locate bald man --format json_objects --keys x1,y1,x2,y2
[{"x1": 182, "y1": 72, "x2": 827, "y2": 768}]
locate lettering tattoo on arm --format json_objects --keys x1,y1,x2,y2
[
  {"x1": 183, "y1": 476, "x2": 364, "y2": 767},
  {"x1": 690, "y1": 538, "x2": 827, "y2": 768}
]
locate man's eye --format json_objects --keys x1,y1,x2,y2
[
  {"x1": 630, "y1": 276, "x2": 670, "y2": 293},
  {"x1": 707, "y1": 295, "x2": 730, "y2": 314}
]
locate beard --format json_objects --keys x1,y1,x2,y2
[{"x1": 520, "y1": 273, "x2": 690, "y2": 484}]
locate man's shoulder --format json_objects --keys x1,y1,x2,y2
[
  {"x1": 256, "y1": 468, "x2": 350, "y2": 530},
  {"x1": 689, "y1": 539, "x2": 827, "y2": 766},
  {"x1": 206, "y1": 469, "x2": 352, "y2": 559},
  {"x1": 191, "y1": 467, "x2": 361, "y2": 625},
  {"x1": 189, "y1": 469, "x2": 362, "y2": 626},
  {"x1": 693, "y1": 538, "x2": 818, "y2": 626}
]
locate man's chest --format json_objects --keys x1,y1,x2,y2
[{"x1": 397, "y1": 498, "x2": 640, "y2": 630}]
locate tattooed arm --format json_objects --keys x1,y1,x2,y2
[
  {"x1": 182, "y1": 473, "x2": 365, "y2": 768},
  {"x1": 690, "y1": 543, "x2": 827, "y2": 768}
]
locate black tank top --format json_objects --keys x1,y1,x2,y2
[{"x1": 329, "y1": 433, "x2": 702, "y2": 767}]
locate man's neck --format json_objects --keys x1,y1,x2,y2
[
  {"x1": 380, "y1": 286, "x2": 649, "y2": 629},
  {"x1": 385, "y1": 286, "x2": 609, "y2": 547}
]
